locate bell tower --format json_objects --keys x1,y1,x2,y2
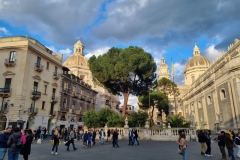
[
  {"x1": 158, "y1": 57, "x2": 170, "y2": 80},
  {"x1": 74, "y1": 39, "x2": 84, "y2": 56}
]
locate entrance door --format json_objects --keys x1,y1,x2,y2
[
  {"x1": 50, "y1": 103, "x2": 54, "y2": 115},
  {"x1": 4, "y1": 78, "x2": 11, "y2": 89},
  {"x1": 36, "y1": 57, "x2": 41, "y2": 66},
  {"x1": 33, "y1": 82, "x2": 38, "y2": 91}
]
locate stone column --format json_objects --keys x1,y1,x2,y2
[
  {"x1": 228, "y1": 79, "x2": 238, "y2": 128},
  {"x1": 201, "y1": 95, "x2": 209, "y2": 129},
  {"x1": 212, "y1": 88, "x2": 220, "y2": 122}
]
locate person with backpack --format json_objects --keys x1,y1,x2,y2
[
  {"x1": 0, "y1": 127, "x2": 12, "y2": 160},
  {"x1": 7, "y1": 127, "x2": 22, "y2": 160},
  {"x1": 51, "y1": 129, "x2": 60, "y2": 155},
  {"x1": 20, "y1": 129, "x2": 34, "y2": 160},
  {"x1": 87, "y1": 131, "x2": 92, "y2": 148}
]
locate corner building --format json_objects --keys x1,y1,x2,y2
[{"x1": 0, "y1": 36, "x2": 62, "y2": 130}]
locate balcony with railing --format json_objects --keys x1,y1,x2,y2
[
  {"x1": 59, "y1": 107, "x2": 69, "y2": 112},
  {"x1": 31, "y1": 90, "x2": 41, "y2": 100},
  {"x1": 49, "y1": 110, "x2": 57, "y2": 118},
  {"x1": 4, "y1": 59, "x2": 16, "y2": 67},
  {"x1": 34, "y1": 63, "x2": 44, "y2": 72},
  {"x1": 51, "y1": 96, "x2": 58, "y2": 104},
  {"x1": 28, "y1": 107, "x2": 38, "y2": 116},
  {"x1": 53, "y1": 72, "x2": 60, "y2": 80},
  {"x1": 0, "y1": 105, "x2": 9, "y2": 114},
  {"x1": 0, "y1": 88, "x2": 11, "y2": 97},
  {"x1": 72, "y1": 92, "x2": 78, "y2": 98}
]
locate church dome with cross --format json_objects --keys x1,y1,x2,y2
[{"x1": 184, "y1": 44, "x2": 210, "y2": 86}]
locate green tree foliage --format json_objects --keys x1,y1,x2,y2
[
  {"x1": 158, "y1": 77, "x2": 180, "y2": 96},
  {"x1": 89, "y1": 47, "x2": 157, "y2": 116},
  {"x1": 138, "y1": 90, "x2": 169, "y2": 127},
  {"x1": 82, "y1": 108, "x2": 124, "y2": 128},
  {"x1": 107, "y1": 111, "x2": 125, "y2": 127},
  {"x1": 97, "y1": 107, "x2": 114, "y2": 127},
  {"x1": 164, "y1": 114, "x2": 190, "y2": 128},
  {"x1": 128, "y1": 111, "x2": 148, "y2": 127},
  {"x1": 82, "y1": 109, "x2": 98, "y2": 128}
]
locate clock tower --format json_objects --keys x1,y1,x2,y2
[{"x1": 158, "y1": 57, "x2": 171, "y2": 80}]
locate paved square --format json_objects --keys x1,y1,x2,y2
[{"x1": 5, "y1": 138, "x2": 239, "y2": 160}]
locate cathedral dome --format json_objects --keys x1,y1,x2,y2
[
  {"x1": 185, "y1": 44, "x2": 210, "y2": 72},
  {"x1": 63, "y1": 54, "x2": 88, "y2": 66}
]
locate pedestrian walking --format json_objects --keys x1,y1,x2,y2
[
  {"x1": 128, "y1": 129, "x2": 133, "y2": 146},
  {"x1": 40, "y1": 129, "x2": 44, "y2": 141},
  {"x1": 0, "y1": 127, "x2": 12, "y2": 160},
  {"x1": 113, "y1": 129, "x2": 119, "y2": 148},
  {"x1": 7, "y1": 127, "x2": 21, "y2": 160},
  {"x1": 236, "y1": 133, "x2": 240, "y2": 157},
  {"x1": 87, "y1": 132, "x2": 92, "y2": 148},
  {"x1": 224, "y1": 131, "x2": 235, "y2": 160},
  {"x1": 198, "y1": 130, "x2": 206, "y2": 155},
  {"x1": 204, "y1": 131, "x2": 212, "y2": 157},
  {"x1": 176, "y1": 133, "x2": 187, "y2": 160},
  {"x1": 67, "y1": 128, "x2": 77, "y2": 151},
  {"x1": 215, "y1": 132, "x2": 226, "y2": 160},
  {"x1": 51, "y1": 129, "x2": 60, "y2": 155},
  {"x1": 20, "y1": 129, "x2": 34, "y2": 160},
  {"x1": 106, "y1": 129, "x2": 110, "y2": 142},
  {"x1": 134, "y1": 129, "x2": 139, "y2": 145},
  {"x1": 64, "y1": 128, "x2": 68, "y2": 142},
  {"x1": 83, "y1": 131, "x2": 88, "y2": 148},
  {"x1": 92, "y1": 130, "x2": 96, "y2": 145},
  {"x1": 99, "y1": 129, "x2": 105, "y2": 145}
]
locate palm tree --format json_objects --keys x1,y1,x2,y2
[{"x1": 164, "y1": 114, "x2": 190, "y2": 128}]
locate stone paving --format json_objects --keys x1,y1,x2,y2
[{"x1": 5, "y1": 138, "x2": 240, "y2": 160}]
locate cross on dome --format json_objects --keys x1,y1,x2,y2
[{"x1": 193, "y1": 43, "x2": 200, "y2": 56}]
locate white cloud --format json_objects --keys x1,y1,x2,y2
[
  {"x1": 0, "y1": 27, "x2": 9, "y2": 35},
  {"x1": 47, "y1": 46, "x2": 72, "y2": 61},
  {"x1": 120, "y1": 95, "x2": 138, "y2": 111},
  {"x1": 85, "y1": 47, "x2": 110, "y2": 59},
  {"x1": 203, "y1": 44, "x2": 222, "y2": 62}
]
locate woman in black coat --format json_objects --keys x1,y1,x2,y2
[{"x1": 20, "y1": 129, "x2": 34, "y2": 160}]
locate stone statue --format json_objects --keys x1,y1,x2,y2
[
  {"x1": 189, "y1": 113, "x2": 195, "y2": 127},
  {"x1": 217, "y1": 112, "x2": 224, "y2": 127},
  {"x1": 161, "y1": 109, "x2": 166, "y2": 122}
]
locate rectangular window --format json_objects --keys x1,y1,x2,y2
[
  {"x1": 52, "y1": 88, "x2": 56, "y2": 98},
  {"x1": 42, "y1": 101, "x2": 45, "y2": 110},
  {"x1": 9, "y1": 51, "x2": 16, "y2": 62},
  {"x1": 54, "y1": 66, "x2": 58, "y2": 73},
  {"x1": 36, "y1": 57, "x2": 41, "y2": 66},
  {"x1": 4, "y1": 78, "x2": 12, "y2": 88},
  {"x1": 33, "y1": 81, "x2": 38, "y2": 91},
  {"x1": 46, "y1": 62, "x2": 49, "y2": 69},
  {"x1": 44, "y1": 85, "x2": 47, "y2": 94}
]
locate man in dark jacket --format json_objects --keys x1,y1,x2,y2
[
  {"x1": 7, "y1": 127, "x2": 21, "y2": 160},
  {"x1": 224, "y1": 131, "x2": 235, "y2": 160},
  {"x1": 198, "y1": 130, "x2": 206, "y2": 155},
  {"x1": 92, "y1": 130, "x2": 96, "y2": 145},
  {"x1": 113, "y1": 129, "x2": 119, "y2": 148},
  {"x1": 0, "y1": 127, "x2": 12, "y2": 160},
  {"x1": 216, "y1": 131, "x2": 226, "y2": 160}
]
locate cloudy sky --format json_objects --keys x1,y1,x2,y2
[{"x1": 1, "y1": 0, "x2": 240, "y2": 108}]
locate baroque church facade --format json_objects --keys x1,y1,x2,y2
[
  {"x1": 159, "y1": 39, "x2": 240, "y2": 132},
  {"x1": 63, "y1": 40, "x2": 121, "y2": 114}
]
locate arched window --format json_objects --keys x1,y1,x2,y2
[
  {"x1": 207, "y1": 96, "x2": 212, "y2": 105},
  {"x1": 220, "y1": 89, "x2": 226, "y2": 100}
]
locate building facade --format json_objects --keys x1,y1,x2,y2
[
  {"x1": 158, "y1": 39, "x2": 240, "y2": 132},
  {"x1": 56, "y1": 67, "x2": 98, "y2": 130},
  {"x1": 63, "y1": 40, "x2": 121, "y2": 113},
  {"x1": 0, "y1": 36, "x2": 62, "y2": 130}
]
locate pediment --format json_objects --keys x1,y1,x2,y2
[
  {"x1": 32, "y1": 75, "x2": 42, "y2": 81},
  {"x1": 52, "y1": 83, "x2": 58, "y2": 87},
  {"x1": 3, "y1": 71, "x2": 15, "y2": 76}
]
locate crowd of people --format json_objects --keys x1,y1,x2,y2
[
  {"x1": 0, "y1": 127, "x2": 34, "y2": 160},
  {"x1": 198, "y1": 129, "x2": 239, "y2": 160}
]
